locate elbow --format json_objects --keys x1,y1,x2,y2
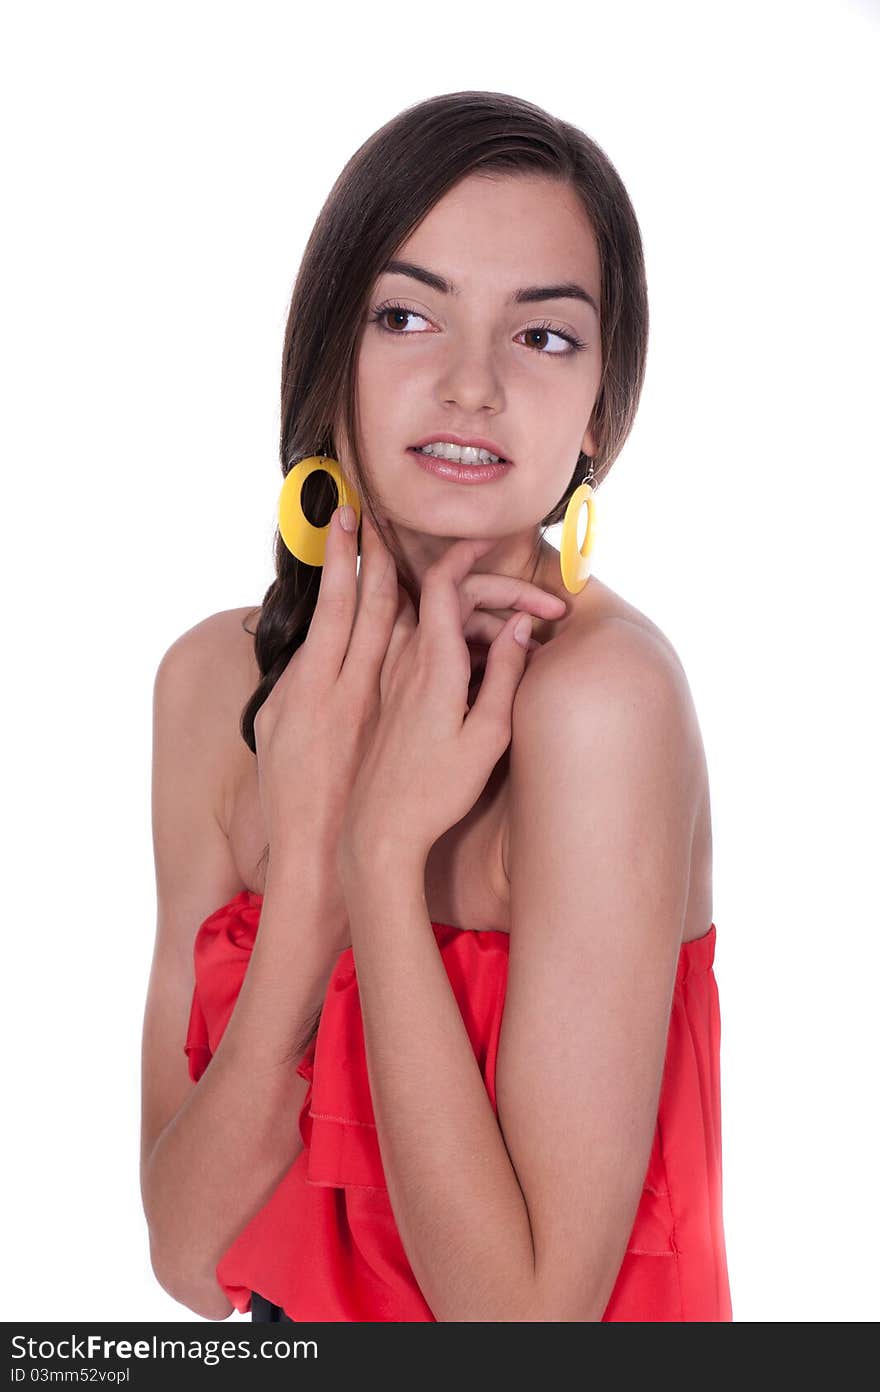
[
  {"x1": 147, "y1": 1232, "x2": 235, "y2": 1321},
  {"x1": 142, "y1": 1168, "x2": 235, "y2": 1320},
  {"x1": 151, "y1": 1249, "x2": 236, "y2": 1321},
  {"x1": 175, "y1": 1278, "x2": 236, "y2": 1323}
]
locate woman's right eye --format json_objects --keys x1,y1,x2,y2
[{"x1": 369, "y1": 302, "x2": 431, "y2": 334}]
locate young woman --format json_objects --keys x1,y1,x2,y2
[{"x1": 140, "y1": 90, "x2": 732, "y2": 1323}]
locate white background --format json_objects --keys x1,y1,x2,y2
[{"x1": 2, "y1": 0, "x2": 877, "y2": 1323}]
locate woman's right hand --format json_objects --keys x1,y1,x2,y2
[
  {"x1": 253, "y1": 505, "x2": 400, "y2": 911},
  {"x1": 253, "y1": 503, "x2": 569, "y2": 937}
]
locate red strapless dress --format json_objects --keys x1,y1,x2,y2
[{"x1": 184, "y1": 890, "x2": 732, "y2": 1322}]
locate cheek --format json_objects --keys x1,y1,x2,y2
[
  {"x1": 358, "y1": 346, "x2": 420, "y2": 425},
  {"x1": 356, "y1": 348, "x2": 382, "y2": 409},
  {"x1": 508, "y1": 454, "x2": 582, "y2": 521}
]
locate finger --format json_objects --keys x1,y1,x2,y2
[
  {"x1": 340, "y1": 510, "x2": 401, "y2": 679},
  {"x1": 303, "y1": 505, "x2": 359, "y2": 677},
  {"x1": 416, "y1": 537, "x2": 501, "y2": 654},
  {"x1": 463, "y1": 611, "x2": 531, "y2": 754},
  {"x1": 463, "y1": 612, "x2": 507, "y2": 647},
  {"x1": 459, "y1": 573, "x2": 568, "y2": 623},
  {"x1": 393, "y1": 581, "x2": 419, "y2": 635},
  {"x1": 379, "y1": 585, "x2": 418, "y2": 703},
  {"x1": 463, "y1": 610, "x2": 545, "y2": 649}
]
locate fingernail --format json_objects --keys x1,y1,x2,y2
[
  {"x1": 513, "y1": 615, "x2": 533, "y2": 647},
  {"x1": 338, "y1": 505, "x2": 356, "y2": 532}
]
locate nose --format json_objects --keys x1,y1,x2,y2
[{"x1": 436, "y1": 339, "x2": 504, "y2": 415}]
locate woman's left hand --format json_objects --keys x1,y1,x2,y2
[{"x1": 337, "y1": 535, "x2": 564, "y2": 874}]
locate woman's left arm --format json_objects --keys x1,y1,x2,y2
[{"x1": 338, "y1": 549, "x2": 702, "y2": 1322}]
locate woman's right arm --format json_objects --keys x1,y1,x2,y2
[
  {"x1": 141, "y1": 510, "x2": 565, "y2": 1321},
  {"x1": 139, "y1": 614, "x2": 346, "y2": 1321}
]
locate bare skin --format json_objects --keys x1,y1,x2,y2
[
  {"x1": 142, "y1": 169, "x2": 714, "y2": 1321},
  {"x1": 218, "y1": 169, "x2": 713, "y2": 946},
  {"x1": 218, "y1": 557, "x2": 713, "y2": 947}
]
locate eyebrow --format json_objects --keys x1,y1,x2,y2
[{"x1": 381, "y1": 258, "x2": 600, "y2": 316}]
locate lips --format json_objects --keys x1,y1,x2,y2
[{"x1": 409, "y1": 433, "x2": 512, "y2": 463}]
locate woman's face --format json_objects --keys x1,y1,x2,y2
[{"x1": 342, "y1": 171, "x2": 602, "y2": 574}]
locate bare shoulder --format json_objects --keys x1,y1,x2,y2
[
  {"x1": 515, "y1": 576, "x2": 705, "y2": 787},
  {"x1": 534, "y1": 576, "x2": 692, "y2": 687},
  {"x1": 498, "y1": 572, "x2": 711, "y2": 942},
  {"x1": 159, "y1": 605, "x2": 261, "y2": 685},
  {"x1": 155, "y1": 605, "x2": 262, "y2": 825},
  {"x1": 560, "y1": 574, "x2": 688, "y2": 670}
]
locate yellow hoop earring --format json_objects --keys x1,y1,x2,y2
[
  {"x1": 278, "y1": 456, "x2": 362, "y2": 566},
  {"x1": 559, "y1": 479, "x2": 597, "y2": 595}
]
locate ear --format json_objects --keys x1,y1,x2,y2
[{"x1": 581, "y1": 422, "x2": 598, "y2": 460}]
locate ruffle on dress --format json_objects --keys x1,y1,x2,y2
[{"x1": 184, "y1": 890, "x2": 731, "y2": 1321}]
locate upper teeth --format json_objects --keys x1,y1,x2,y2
[{"x1": 417, "y1": 442, "x2": 503, "y2": 464}]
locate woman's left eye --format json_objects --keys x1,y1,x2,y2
[
  {"x1": 517, "y1": 321, "x2": 586, "y2": 355},
  {"x1": 369, "y1": 302, "x2": 586, "y2": 355}
]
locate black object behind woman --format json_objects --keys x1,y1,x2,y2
[{"x1": 251, "y1": 1289, "x2": 296, "y2": 1322}]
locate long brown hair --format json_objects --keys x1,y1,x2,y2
[{"x1": 239, "y1": 91, "x2": 649, "y2": 1054}]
